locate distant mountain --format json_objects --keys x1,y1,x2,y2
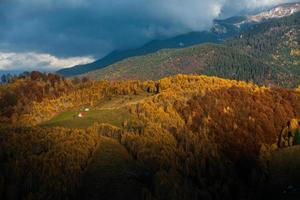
[
  {"x1": 213, "y1": 3, "x2": 300, "y2": 31},
  {"x1": 227, "y1": 11, "x2": 300, "y2": 87},
  {"x1": 243, "y1": 2, "x2": 300, "y2": 23},
  {"x1": 78, "y1": 44, "x2": 273, "y2": 85},
  {"x1": 78, "y1": 12, "x2": 300, "y2": 88},
  {"x1": 0, "y1": 70, "x2": 24, "y2": 77},
  {"x1": 58, "y1": 2, "x2": 300, "y2": 86},
  {"x1": 212, "y1": 16, "x2": 246, "y2": 34},
  {"x1": 57, "y1": 31, "x2": 228, "y2": 77},
  {"x1": 58, "y1": 15, "x2": 254, "y2": 77}
]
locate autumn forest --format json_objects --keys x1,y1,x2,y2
[{"x1": 0, "y1": 71, "x2": 300, "y2": 200}]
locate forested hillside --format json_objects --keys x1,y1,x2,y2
[
  {"x1": 1, "y1": 73, "x2": 300, "y2": 199},
  {"x1": 227, "y1": 12, "x2": 300, "y2": 87},
  {"x1": 57, "y1": 31, "x2": 226, "y2": 77},
  {"x1": 57, "y1": 3, "x2": 299, "y2": 78},
  {"x1": 0, "y1": 72, "x2": 153, "y2": 126},
  {"x1": 79, "y1": 44, "x2": 275, "y2": 85},
  {"x1": 122, "y1": 74, "x2": 300, "y2": 199},
  {"x1": 77, "y1": 12, "x2": 300, "y2": 88}
]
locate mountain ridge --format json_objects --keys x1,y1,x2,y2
[
  {"x1": 57, "y1": 2, "x2": 300, "y2": 86},
  {"x1": 78, "y1": 12, "x2": 300, "y2": 88},
  {"x1": 57, "y1": 31, "x2": 226, "y2": 77},
  {"x1": 57, "y1": 3, "x2": 299, "y2": 77},
  {"x1": 234, "y1": 2, "x2": 300, "y2": 27},
  {"x1": 78, "y1": 43, "x2": 273, "y2": 84}
]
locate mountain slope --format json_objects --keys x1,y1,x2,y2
[
  {"x1": 57, "y1": 3, "x2": 300, "y2": 78},
  {"x1": 227, "y1": 11, "x2": 300, "y2": 59},
  {"x1": 78, "y1": 12, "x2": 300, "y2": 87},
  {"x1": 227, "y1": 11, "x2": 300, "y2": 87},
  {"x1": 57, "y1": 31, "x2": 226, "y2": 77},
  {"x1": 245, "y1": 2, "x2": 300, "y2": 23},
  {"x1": 79, "y1": 44, "x2": 273, "y2": 84}
]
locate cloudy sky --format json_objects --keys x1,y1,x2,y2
[{"x1": 0, "y1": 0, "x2": 298, "y2": 72}]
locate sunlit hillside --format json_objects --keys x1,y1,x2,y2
[{"x1": 1, "y1": 72, "x2": 300, "y2": 199}]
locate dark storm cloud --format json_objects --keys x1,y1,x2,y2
[{"x1": 0, "y1": 0, "x2": 298, "y2": 70}]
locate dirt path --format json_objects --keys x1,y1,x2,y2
[{"x1": 76, "y1": 137, "x2": 144, "y2": 200}]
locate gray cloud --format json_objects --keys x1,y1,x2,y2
[
  {"x1": 0, "y1": 0, "x2": 298, "y2": 70},
  {"x1": 0, "y1": 51, "x2": 94, "y2": 71}
]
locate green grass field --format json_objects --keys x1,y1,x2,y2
[
  {"x1": 40, "y1": 94, "x2": 151, "y2": 129},
  {"x1": 41, "y1": 108, "x2": 131, "y2": 129}
]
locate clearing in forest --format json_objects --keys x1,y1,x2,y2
[{"x1": 41, "y1": 93, "x2": 151, "y2": 129}]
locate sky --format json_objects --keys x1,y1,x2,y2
[{"x1": 0, "y1": 0, "x2": 298, "y2": 72}]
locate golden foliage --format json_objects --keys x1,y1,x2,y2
[
  {"x1": 0, "y1": 75, "x2": 157, "y2": 126},
  {"x1": 296, "y1": 85, "x2": 300, "y2": 93},
  {"x1": 1, "y1": 74, "x2": 300, "y2": 199},
  {"x1": 121, "y1": 75, "x2": 300, "y2": 199},
  {"x1": 290, "y1": 49, "x2": 300, "y2": 56},
  {"x1": 0, "y1": 126, "x2": 100, "y2": 199}
]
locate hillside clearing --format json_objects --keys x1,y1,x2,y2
[
  {"x1": 40, "y1": 94, "x2": 151, "y2": 129},
  {"x1": 40, "y1": 108, "x2": 130, "y2": 128}
]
